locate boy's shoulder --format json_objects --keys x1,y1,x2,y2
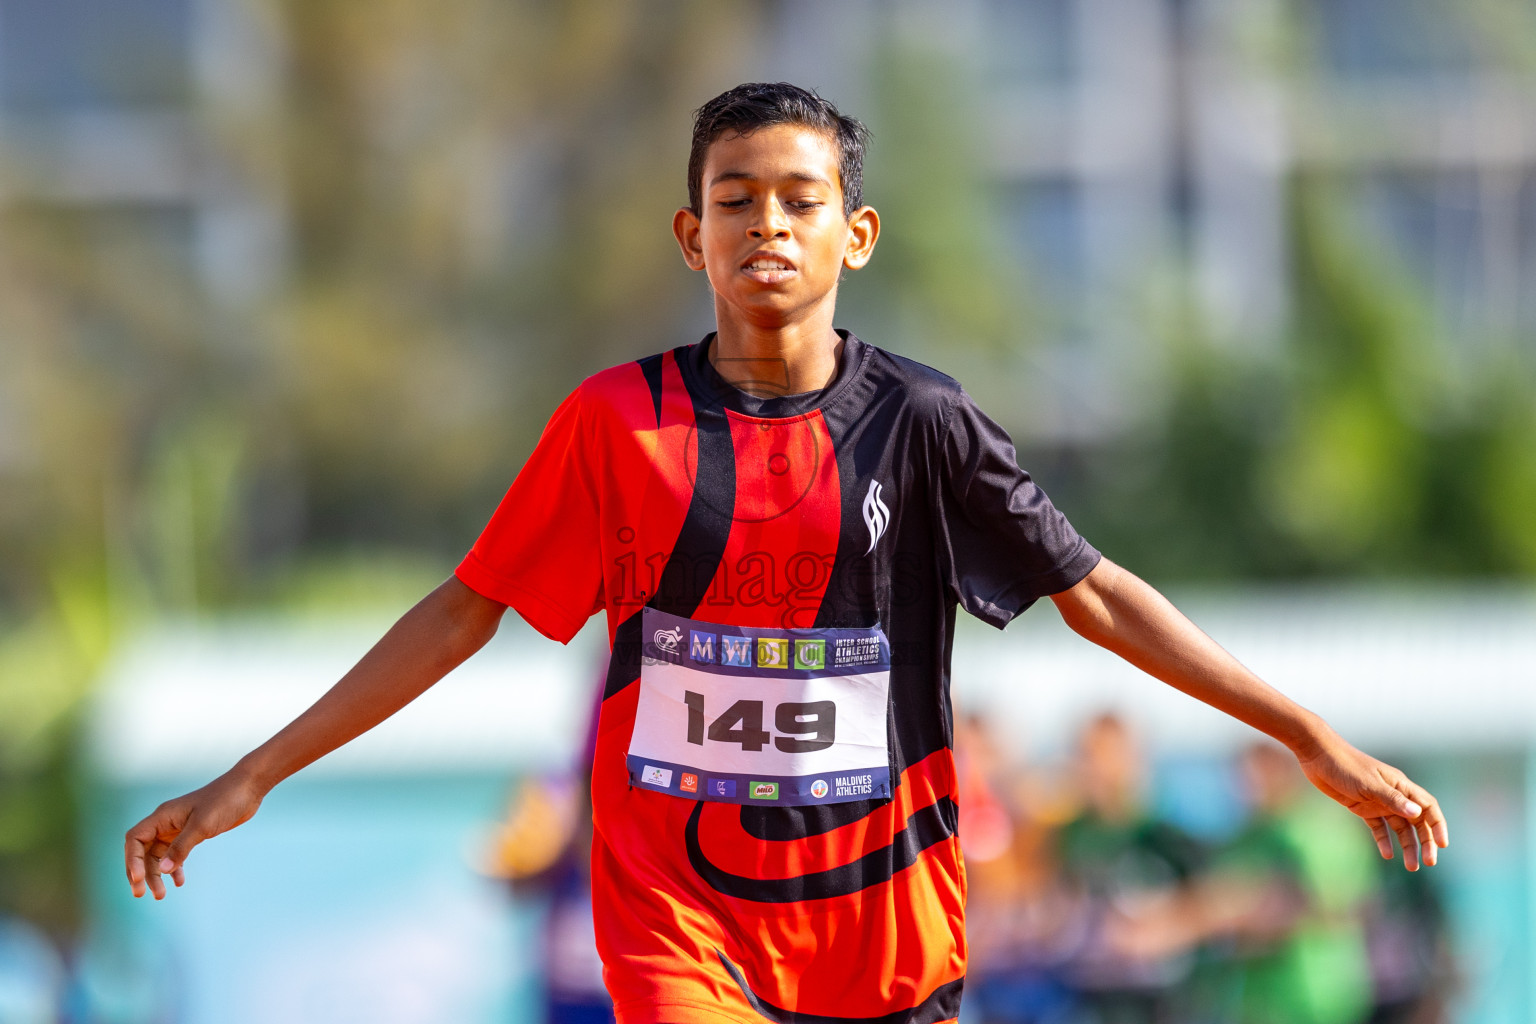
[
  {"x1": 834, "y1": 337, "x2": 973, "y2": 433},
  {"x1": 577, "y1": 352, "x2": 668, "y2": 402},
  {"x1": 860, "y1": 341, "x2": 966, "y2": 406}
]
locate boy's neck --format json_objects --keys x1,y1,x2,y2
[{"x1": 708, "y1": 303, "x2": 844, "y2": 400}]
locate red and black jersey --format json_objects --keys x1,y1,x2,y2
[{"x1": 458, "y1": 332, "x2": 1100, "y2": 1024}]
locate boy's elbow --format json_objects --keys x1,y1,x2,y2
[
  {"x1": 427, "y1": 576, "x2": 506, "y2": 662},
  {"x1": 450, "y1": 612, "x2": 498, "y2": 663},
  {"x1": 454, "y1": 591, "x2": 505, "y2": 659},
  {"x1": 1050, "y1": 559, "x2": 1121, "y2": 644}
]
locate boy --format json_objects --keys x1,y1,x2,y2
[{"x1": 125, "y1": 83, "x2": 1447, "y2": 1024}]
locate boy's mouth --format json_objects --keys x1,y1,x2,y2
[{"x1": 741, "y1": 250, "x2": 797, "y2": 284}]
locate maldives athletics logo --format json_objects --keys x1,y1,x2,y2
[{"x1": 809, "y1": 779, "x2": 829, "y2": 799}]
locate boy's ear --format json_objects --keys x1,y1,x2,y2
[
  {"x1": 843, "y1": 206, "x2": 880, "y2": 271},
  {"x1": 673, "y1": 207, "x2": 707, "y2": 271}
]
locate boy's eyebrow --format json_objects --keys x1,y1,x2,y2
[{"x1": 709, "y1": 170, "x2": 835, "y2": 189}]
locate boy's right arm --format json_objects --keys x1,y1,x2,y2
[{"x1": 123, "y1": 576, "x2": 507, "y2": 899}]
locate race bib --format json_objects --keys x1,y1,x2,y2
[{"x1": 626, "y1": 607, "x2": 893, "y2": 806}]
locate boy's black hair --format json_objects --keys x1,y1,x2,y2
[{"x1": 688, "y1": 82, "x2": 871, "y2": 219}]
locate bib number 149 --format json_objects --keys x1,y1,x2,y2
[{"x1": 684, "y1": 691, "x2": 836, "y2": 754}]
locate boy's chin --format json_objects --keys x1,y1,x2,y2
[{"x1": 717, "y1": 286, "x2": 830, "y2": 325}]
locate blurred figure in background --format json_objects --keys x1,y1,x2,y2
[
  {"x1": 1363, "y1": 849, "x2": 1457, "y2": 1024},
  {"x1": 483, "y1": 683, "x2": 614, "y2": 1024},
  {"x1": 959, "y1": 715, "x2": 1461, "y2": 1024},
  {"x1": 1191, "y1": 742, "x2": 1379, "y2": 1024},
  {"x1": 486, "y1": 773, "x2": 612, "y2": 1024},
  {"x1": 957, "y1": 713, "x2": 1084, "y2": 1024},
  {"x1": 1053, "y1": 713, "x2": 1204, "y2": 1024},
  {"x1": 0, "y1": 916, "x2": 64, "y2": 1024}
]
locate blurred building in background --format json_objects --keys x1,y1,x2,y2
[
  {"x1": 958, "y1": 0, "x2": 1536, "y2": 439},
  {"x1": 1, "y1": 1, "x2": 1534, "y2": 1022},
  {"x1": 5, "y1": 0, "x2": 1536, "y2": 587},
  {"x1": 0, "y1": 0, "x2": 283, "y2": 298}
]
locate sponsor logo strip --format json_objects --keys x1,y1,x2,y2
[
  {"x1": 642, "y1": 608, "x2": 890, "y2": 678},
  {"x1": 627, "y1": 757, "x2": 890, "y2": 806}
]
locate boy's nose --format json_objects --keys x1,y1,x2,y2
[{"x1": 749, "y1": 199, "x2": 791, "y2": 238}]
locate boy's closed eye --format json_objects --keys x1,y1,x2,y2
[{"x1": 713, "y1": 198, "x2": 826, "y2": 212}]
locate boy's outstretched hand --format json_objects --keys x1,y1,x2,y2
[
  {"x1": 125, "y1": 769, "x2": 267, "y2": 898},
  {"x1": 1294, "y1": 733, "x2": 1449, "y2": 870},
  {"x1": 121, "y1": 577, "x2": 508, "y2": 900},
  {"x1": 1053, "y1": 557, "x2": 1449, "y2": 872}
]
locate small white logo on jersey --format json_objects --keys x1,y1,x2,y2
[
  {"x1": 653, "y1": 626, "x2": 683, "y2": 654},
  {"x1": 863, "y1": 479, "x2": 890, "y2": 554},
  {"x1": 641, "y1": 765, "x2": 673, "y2": 788}
]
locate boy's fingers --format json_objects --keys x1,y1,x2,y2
[
  {"x1": 125, "y1": 834, "x2": 147, "y2": 894},
  {"x1": 1392, "y1": 775, "x2": 1449, "y2": 856},
  {"x1": 1371, "y1": 773, "x2": 1421, "y2": 820},
  {"x1": 1387, "y1": 814, "x2": 1419, "y2": 872},
  {"x1": 146, "y1": 860, "x2": 166, "y2": 900},
  {"x1": 1407, "y1": 787, "x2": 1449, "y2": 849},
  {"x1": 1415, "y1": 816, "x2": 1437, "y2": 867},
  {"x1": 144, "y1": 842, "x2": 170, "y2": 892},
  {"x1": 125, "y1": 802, "x2": 189, "y2": 898},
  {"x1": 1428, "y1": 806, "x2": 1449, "y2": 849},
  {"x1": 1396, "y1": 775, "x2": 1436, "y2": 814},
  {"x1": 125, "y1": 821, "x2": 165, "y2": 897},
  {"x1": 163, "y1": 818, "x2": 206, "y2": 871},
  {"x1": 1365, "y1": 817, "x2": 1393, "y2": 860}
]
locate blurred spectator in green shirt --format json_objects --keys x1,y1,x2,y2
[
  {"x1": 1197, "y1": 741, "x2": 1379, "y2": 1024},
  {"x1": 1054, "y1": 713, "x2": 1206, "y2": 1024}
]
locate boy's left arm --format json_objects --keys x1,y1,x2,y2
[{"x1": 1050, "y1": 557, "x2": 1449, "y2": 871}]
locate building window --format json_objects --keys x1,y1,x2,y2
[
  {"x1": 982, "y1": 0, "x2": 1078, "y2": 86},
  {"x1": 1000, "y1": 178, "x2": 1088, "y2": 334},
  {"x1": 1306, "y1": 0, "x2": 1480, "y2": 80},
  {"x1": 1352, "y1": 167, "x2": 1536, "y2": 344},
  {"x1": 0, "y1": 0, "x2": 191, "y2": 111}
]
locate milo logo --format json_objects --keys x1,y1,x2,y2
[{"x1": 750, "y1": 781, "x2": 780, "y2": 800}]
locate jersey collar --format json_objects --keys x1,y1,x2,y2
[{"x1": 682, "y1": 329, "x2": 869, "y2": 420}]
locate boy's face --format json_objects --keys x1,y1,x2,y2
[{"x1": 673, "y1": 125, "x2": 878, "y2": 327}]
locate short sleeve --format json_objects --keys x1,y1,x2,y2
[
  {"x1": 933, "y1": 390, "x2": 1101, "y2": 628},
  {"x1": 456, "y1": 384, "x2": 603, "y2": 643}
]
